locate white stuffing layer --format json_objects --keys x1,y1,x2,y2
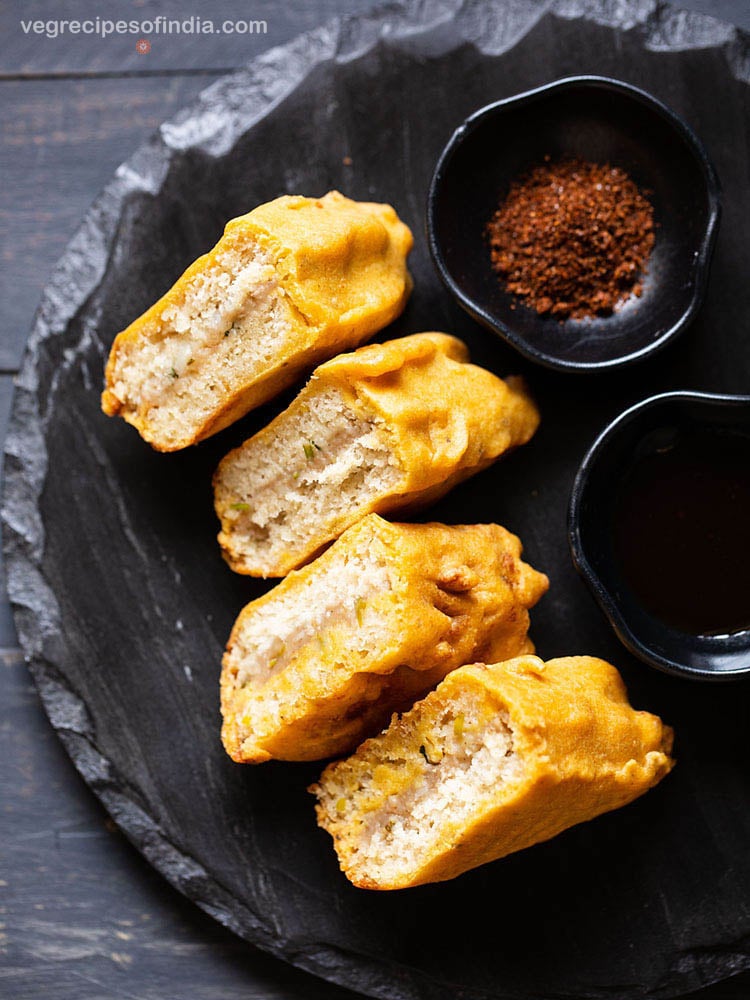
[{"x1": 227, "y1": 546, "x2": 393, "y2": 690}]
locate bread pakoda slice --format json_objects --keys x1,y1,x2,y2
[
  {"x1": 311, "y1": 655, "x2": 674, "y2": 890},
  {"x1": 214, "y1": 332, "x2": 540, "y2": 577},
  {"x1": 221, "y1": 513, "x2": 548, "y2": 763},
  {"x1": 102, "y1": 191, "x2": 413, "y2": 451}
]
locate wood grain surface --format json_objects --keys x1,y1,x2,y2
[{"x1": 2, "y1": 1, "x2": 750, "y2": 998}]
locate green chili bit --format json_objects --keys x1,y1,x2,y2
[
  {"x1": 268, "y1": 641, "x2": 287, "y2": 668},
  {"x1": 303, "y1": 440, "x2": 322, "y2": 461},
  {"x1": 230, "y1": 502, "x2": 251, "y2": 513},
  {"x1": 169, "y1": 367, "x2": 179, "y2": 379}
]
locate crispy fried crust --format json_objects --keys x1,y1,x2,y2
[
  {"x1": 214, "y1": 332, "x2": 541, "y2": 576},
  {"x1": 311, "y1": 655, "x2": 675, "y2": 889},
  {"x1": 220, "y1": 514, "x2": 548, "y2": 763},
  {"x1": 102, "y1": 191, "x2": 413, "y2": 450}
]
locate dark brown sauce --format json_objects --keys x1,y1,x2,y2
[{"x1": 613, "y1": 427, "x2": 750, "y2": 636}]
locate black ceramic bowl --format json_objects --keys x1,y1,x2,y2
[
  {"x1": 569, "y1": 391, "x2": 750, "y2": 680},
  {"x1": 427, "y1": 76, "x2": 721, "y2": 372}
]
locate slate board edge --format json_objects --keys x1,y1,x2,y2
[{"x1": 2, "y1": 2, "x2": 749, "y2": 999}]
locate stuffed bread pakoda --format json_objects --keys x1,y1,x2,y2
[
  {"x1": 311, "y1": 655, "x2": 674, "y2": 889},
  {"x1": 102, "y1": 191, "x2": 413, "y2": 451},
  {"x1": 214, "y1": 332, "x2": 540, "y2": 576},
  {"x1": 221, "y1": 513, "x2": 548, "y2": 763}
]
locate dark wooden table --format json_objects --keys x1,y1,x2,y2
[{"x1": 2, "y1": 2, "x2": 750, "y2": 997}]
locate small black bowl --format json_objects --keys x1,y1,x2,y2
[
  {"x1": 427, "y1": 76, "x2": 721, "y2": 372},
  {"x1": 569, "y1": 391, "x2": 750, "y2": 680}
]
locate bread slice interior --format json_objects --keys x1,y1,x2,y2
[
  {"x1": 313, "y1": 680, "x2": 520, "y2": 886},
  {"x1": 224, "y1": 527, "x2": 395, "y2": 746},
  {"x1": 106, "y1": 243, "x2": 299, "y2": 448},
  {"x1": 217, "y1": 384, "x2": 403, "y2": 574}
]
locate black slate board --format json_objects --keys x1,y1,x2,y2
[{"x1": 3, "y1": 2, "x2": 750, "y2": 998}]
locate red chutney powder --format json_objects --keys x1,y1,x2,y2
[{"x1": 485, "y1": 157, "x2": 656, "y2": 320}]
